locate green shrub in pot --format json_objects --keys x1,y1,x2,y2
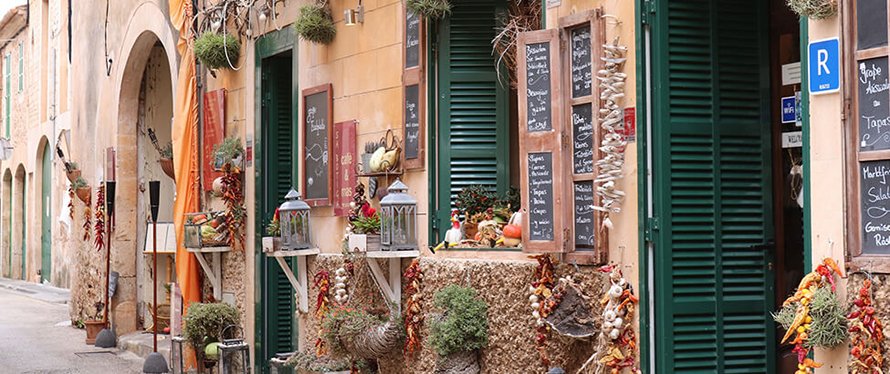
[{"x1": 182, "y1": 302, "x2": 240, "y2": 352}]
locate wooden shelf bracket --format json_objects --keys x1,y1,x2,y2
[{"x1": 268, "y1": 248, "x2": 320, "y2": 314}]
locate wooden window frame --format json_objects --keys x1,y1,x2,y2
[
  {"x1": 301, "y1": 83, "x2": 333, "y2": 207},
  {"x1": 559, "y1": 9, "x2": 607, "y2": 265},
  {"x1": 844, "y1": 0, "x2": 890, "y2": 272},
  {"x1": 403, "y1": 7, "x2": 425, "y2": 170}
]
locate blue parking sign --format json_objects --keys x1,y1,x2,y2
[
  {"x1": 808, "y1": 38, "x2": 839, "y2": 94},
  {"x1": 781, "y1": 96, "x2": 796, "y2": 123}
]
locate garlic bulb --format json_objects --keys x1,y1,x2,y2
[
  {"x1": 529, "y1": 294, "x2": 539, "y2": 303},
  {"x1": 609, "y1": 329, "x2": 621, "y2": 340},
  {"x1": 531, "y1": 302, "x2": 540, "y2": 309},
  {"x1": 604, "y1": 310, "x2": 617, "y2": 321},
  {"x1": 609, "y1": 285, "x2": 623, "y2": 299}
]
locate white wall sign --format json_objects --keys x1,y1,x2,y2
[
  {"x1": 782, "y1": 131, "x2": 803, "y2": 148},
  {"x1": 547, "y1": 0, "x2": 561, "y2": 7},
  {"x1": 782, "y1": 62, "x2": 801, "y2": 86}
]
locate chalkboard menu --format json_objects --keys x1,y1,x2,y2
[
  {"x1": 572, "y1": 103, "x2": 594, "y2": 175},
  {"x1": 858, "y1": 57, "x2": 890, "y2": 151},
  {"x1": 573, "y1": 181, "x2": 595, "y2": 248},
  {"x1": 406, "y1": 10, "x2": 420, "y2": 68},
  {"x1": 570, "y1": 26, "x2": 592, "y2": 98},
  {"x1": 528, "y1": 152, "x2": 554, "y2": 241},
  {"x1": 525, "y1": 42, "x2": 552, "y2": 132},
  {"x1": 404, "y1": 84, "x2": 420, "y2": 160},
  {"x1": 860, "y1": 160, "x2": 890, "y2": 254},
  {"x1": 304, "y1": 88, "x2": 331, "y2": 202},
  {"x1": 857, "y1": 0, "x2": 888, "y2": 50}
]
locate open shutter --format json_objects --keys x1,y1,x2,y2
[
  {"x1": 518, "y1": 29, "x2": 564, "y2": 253},
  {"x1": 653, "y1": 0, "x2": 775, "y2": 372},
  {"x1": 435, "y1": 0, "x2": 508, "y2": 232}
]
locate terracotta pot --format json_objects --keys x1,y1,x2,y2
[
  {"x1": 75, "y1": 187, "x2": 91, "y2": 204},
  {"x1": 66, "y1": 169, "x2": 81, "y2": 184},
  {"x1": 160, "y1": 158, "x2": 175, "y2": 181},
  {"x1": 84, "y1": 320, "x2": 106, "y2": 344}
]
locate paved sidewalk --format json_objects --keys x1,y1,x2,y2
[{"x1": 0, "y1": 276, "x2": 70, "y2": 304}]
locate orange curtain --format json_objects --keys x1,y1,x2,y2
[{"x1": 169, "y1": 0, "x2": 201, "y2": 312}]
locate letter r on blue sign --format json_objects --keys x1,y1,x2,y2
[{"x1": 808, "y1": 38, "x2": 839, "y2": 94}]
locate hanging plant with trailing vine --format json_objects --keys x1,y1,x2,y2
[
  {"x1": 294, "y1": 1, "x2": 336, "y2": 45},
  {"x1": 787, "y1": 0, "x2": 837, "y2": 19}
]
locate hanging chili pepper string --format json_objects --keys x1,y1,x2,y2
[
  {"x1": 314, "y1": 269, "x2": 331, "y2": 356},
  {"x1": 529, "y1": 254, "x2": 557, "y2": 367},
  {"x1": 403, "y1": 258, "x2": 424, "y2": 357},
  {"x1": 94, "y1": 183, "x2": 105, "y2": 252},
  {"x1": 221, "y1": 164, "x2": 245, "y2": 250},
  {"x1": 848, "y1": 274, "x2": 884, "y2": 374}
]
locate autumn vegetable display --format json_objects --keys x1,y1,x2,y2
[
  {"x1": 848, "y1": 276, "x2": 884, "y2": 373},
  {"x1": 585, "y1": 264, "x2": 639, "y2": 373},
  {"x1": 403, "y1": 258, "x2": 424, "y2": 357},
  {"x1": 529, "y1": 254, "x2": 557, "y2": 366},
  {"x1": 450, "y1": 185, "x2": 520, "y2": 248},
  {"x1": 773, "y1": 258, "x2": 847, "y2": 374}
]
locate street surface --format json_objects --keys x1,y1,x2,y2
[{"x1": 0, "y1": 283, "x2": 144, "y2": 373}]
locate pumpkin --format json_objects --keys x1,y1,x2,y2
[{"x1": 503, "y1": 224, "x2": 521, "y2": 239}]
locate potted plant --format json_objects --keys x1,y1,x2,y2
[
  {"x1": 84, "y1": 302, "x2": 106, "y2": 344},
  {"x1": 262, "y1": 208, "x2": 281, "y2": 253},
  {"x1": 294, "y1": 2, "x2": 336, "y2": 45},
  {"x1": 455, "y1": 185, "x2": 496, "y2": 240},
  {"x1": 65, "y1": 161, "x2": 81, "y2": 184},
  {"x1": 159, "y1": 141, "x2": 175, "y2": 181},
  {"x1": 195, "y1": 31, "x2": 241, "y2": 70},
  {"x1": 429, "y1": 285, "x2": 489, "y2": 373},
  {"x1": 346, "y1": 183, "x2": 381, "y2": 252},
  {"x1": 406, "y1": 0, "x2": 452, "y2": 19},
  {"x1": 182, "y1": 302, "x2": 240, "y2": 367},
  {"x1": 212, "y1": 137, "x2": 244, "y2": 171},
  {"x1": 73, "y1": 176, "x2": 91, "y2": 204}
]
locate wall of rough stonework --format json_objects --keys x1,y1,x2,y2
[
  {"x1": 846, "y1": 273, "x2": 890, "y2": 373},
  {"x1": 298, "y1": 255, "x2": 612, "y2": 373}
]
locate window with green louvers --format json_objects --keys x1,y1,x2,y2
[
  {"x1": 434, "y1": 0, "x2": 509, "y2": 242},
  {"x1": 4, "y1": 53, "x2": 9, "y2": 138}
]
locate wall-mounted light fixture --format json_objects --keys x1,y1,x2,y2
[{"x1": 344, "y1": 0, "x2": 364, "y2": 26}]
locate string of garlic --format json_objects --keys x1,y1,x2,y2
[
  {"x1": 333, "y1": 266, "x2": 349, "y2": 304},
  {"x1": 594, "y1": 38, "x2": 628, "y2": 230}
]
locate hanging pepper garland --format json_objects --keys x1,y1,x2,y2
[
  {"x1": 583, "y1": 263, "x2": 639, "y2": 374},
  {"x1": 403, "y1": 258, "x2": 424, "y2": 356},
  {"x1": 848, "y1": 276, "x2": 884, "y2": 373},
  {"x1": 220, "y1": 164, "x2": 245, "y2": 250},
  {"x1": 594, "y1": 39, "x2": 628, "y2": 230},
  {"x1": 68, "y1": 186, "x2": 75, "y2": 219},
  {"x1": 774, "y1": 258, "x2": 846, "y2": 374},
  {"x1": 528, "y1": 254, "x2": 557, "y2": 367},
  {"x1": 94, "y1": 183, "x2": 105, "y2": 252},
  {"x1": 83, "y1": 206, "x2": 92, "y2": 242},
  {"x1": 314, "y1": 269, "x2": 331, "y2": 356}
]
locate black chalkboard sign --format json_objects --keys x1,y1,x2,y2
[
  {"x1": 525, "y1": 42, "x2": 552, "y2": 132},
  {"x1": 860, "y1": 160, "x2": 890, "y2": 254},
  {"x1": 572, "y1": 103, "x2": 594, "y2": 175},
  {"x1": 406, "y1": 10, "x2": 420, "y2": 68},
  {"x1": 304, "y1": 86, "x2": 331, "y2": 202},
  {"x1": 858, "y1": 57, "x2": 890, "y2": 151},
  {"x1": 857, "y1": 0, "x2": 888, "y2": 50},
  {"x1": 404, "y1": 84, "x2": 420, "y2": 160},
  {"x1": 573, "y1": 181, "x2": 595, "y2": 249},
  {"x1": 528, "y1": 152, "x2": 554, "y2": 241},
  {"x1": 571, "y1": 26, "x2": 592, "y2": 98}
]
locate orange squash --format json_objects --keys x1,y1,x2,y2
[{"x1": 503, "y1": 224, "x2": 521, "y2": 239}]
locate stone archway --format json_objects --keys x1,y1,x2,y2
[{"x1": 2, "y1": 168, "x2": 11, "y2": 278}]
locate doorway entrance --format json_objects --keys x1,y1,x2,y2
[
  {"x1": 256, "y1": 32, "x2": 297, "y2": 373},
  {"x1": 40, "y1": 143, "x2": 51, "y2": 283},
  {"x1": 648, "y1": 0, "x2": 804, "y2": 372}
]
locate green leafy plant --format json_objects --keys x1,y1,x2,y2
[
  {"x1": 773, "y1": 287, "x2": 848, "y2": 348},
  {"x1": 321, "y1": 306, "x2": 386, "y2": 357},
  {"x1": 66, "y1": 161, "x2": 79, "y2": 171},
  {"x1": 406, "y1": 0, "x2": 452, "y2": 19},
  {"x1": 352, "y1": 213, "x2": 381, "y2": 235},
  {"x1": 455, "y1": 185, "x2": 496, "y2": 217},
  {"x1": 213, "y1": 137, "x2": 244, "y2": 168},
  {"x1": 160, "y1": 142, "x2": 173, "y2": 159},
  {"x1": 294, "y1": 4, "x2": 336, "y2": 45},
  {"x1": 429, "y1": 285, "x2": 489, "y2": 357},
  {"x1": 787, "y1": 0, "x2": 837, "y2": 20},
  {"x1": 182, "y1": 302, "x2": 240, "y2": 350},
  {"x1": 195, "y1": 32, "x2": 241, "y2": 70},
  {"x1": 282, "y1": 349, "x2": 373, "y2": 371},
  {"x1": 72, "y1": 176, "x2": 88, "y2": 189}
]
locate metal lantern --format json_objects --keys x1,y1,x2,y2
[
  {"x1": 279, "y1": 188, "x2": 311, "y2": 250},
  {"x1": 380, "y1": 179, "x2": 417, "y2": 251},
  {"x1": 218, "y1": 325, "x2": 250, "y2": 374}
]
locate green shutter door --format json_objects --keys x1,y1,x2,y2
[
  {"x1": 652, "y1": 0, "x2": 776, "y2": 372},
  {"x1": 435, "y1": 0, "x2": 508, "y2": 235},
  {"x1": 260, "y1": 53, "x2": 296, "y2": 373},
  {"x1": 20, "y1": 177, "x2": 25, "y2": 280},
  {"x1": 41, "y1": 146, "x2": 51, "y2": 283}
]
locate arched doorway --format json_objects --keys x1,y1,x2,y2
[
  {"x1": 14, "y1": 164, "x2": 25, "y2": 280},
  {"x1": 2, "y1": 169, "x2": 11, "y2": 278},
  {"x1": 38, "y1": 139, "x2": 52, "y2": 283}
]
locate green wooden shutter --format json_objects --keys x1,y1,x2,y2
[
  {"x1": 652, "y1": 0, "x2": 776, "y2": 372},
  {"x1": 5, "y1": 54, "x2": 9, "y2": 138},
  {"x1": 435, "y1": 0, "x2": 508, "y2": 235},
  {"x1": 260, "y1": 53, "x2": 296, "y2": 371}
]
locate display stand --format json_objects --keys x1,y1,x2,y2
[
  {"x1": 186, "y1": 246, "x2": 231, "y2": 300},
  {"x1": 364, "y1": 250, "x2": 419, "y2": 313},
  {"x1": 267, "y1": 248, "x2": 320, "y2": 313}
]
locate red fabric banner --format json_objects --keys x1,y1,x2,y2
[
  {"x1": 203, "y1": 89, "x2": 225, "y2": 190},
  {"x1": 332, "y1": 121, "x2": 357, "y2": 216}
]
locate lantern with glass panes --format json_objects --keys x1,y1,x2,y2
[
  {"x1": 278, "y1": 189, "x2": 311, "y2": 250},
  {"x1": 380, "y1": 179, "x2": 417, "y2": 251},
  {"x1": 217, "y1": 325, "x2": 250, "y2": 374}
]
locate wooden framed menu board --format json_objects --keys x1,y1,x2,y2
[
  {"x1": 518, "y1": 29, "x2": 564, "y2": 253},
  {"x1": 302, "y1": 83, "x2": 333, "y2": 206},
  {"x1": 403, "y1": 7, "x2": 425, "y2": 169}
]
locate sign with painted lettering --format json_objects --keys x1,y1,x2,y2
[
  {"x1": 527, "y1": 152, "x2": 554, "y2": 241},
  {"x1": 860, "y1": 160, "x2": 890, "y2": 254},
  {"x1": 406, "y1": 10, "x2": 420, "y2": 68},
  {"x1": 573, "y1": 181, "x2": 595, "y2": 249},
  {"x1": 525, "y1": 42, "x2": 552, "y2": 132},
  {"x1": 808, "y1": 38, "x2": 840, "y2": 94},
  {"x1": 858, "y1": 57, "x2": 890, "y2": 151},
  {"x1": 404, "y1": 84, "x2": 421, "y2": 160},
  {"x1": 331, "y1": 121, "x2": 357, "y2": 217},
  {"x1": 781, "y1": 131, "x2": 802, "y2": 148},
  {"x1": 571, "y1": 103, "x2": 594, "y2": 175},
  {"x1": 570, "y1": 26, "x2": 592, "y2": 98},
  {"x1": 302, "y1": 84, "x2": 333, "y2": 205},
  {"x1": 781, "y1": 96, "x2": 796, "y2": 124}
]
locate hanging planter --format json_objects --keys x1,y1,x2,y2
[
  {"x1": 194, "y1": 31, "x2": 241, "y2": 70},
  {"x1": 321, "y1": 306, "x2": 402, "y2": 360},
  {"x1": 787, "y1": 0, "x2": 837, "y2": 19},
  {"x1": 406, "y1": 0, "x2": 452, "y2": 19},
  {"x1": 65, "y1": 162, "x2": 81, "y2": 184},
  {"x1": 73, "y1": 177, "x2": 91, "y2": 204},
  {"x1": 294, "y1": 3, "x2": 336, "y2": 45},
  {"x1": 159, "y1": 141, "x2": 175, "y2": 181}
]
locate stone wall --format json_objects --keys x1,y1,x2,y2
[{"x1": 299, "y1": 254, "x2": 612, "y2": 373}]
